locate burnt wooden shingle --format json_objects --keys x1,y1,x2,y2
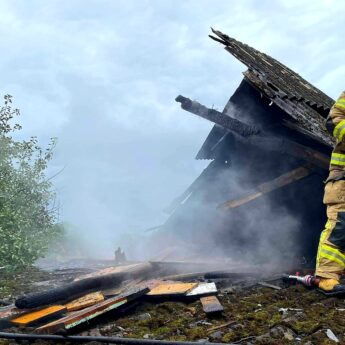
[
  {"x1": 209, "y1": 29, "x2": 334, "y2": 112},
  {"x1": 195, "y1": 29, "x2": 335, "y2": 159}
]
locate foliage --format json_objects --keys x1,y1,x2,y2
[{"x1": 0, "y1": 95, "x2": 61, "y2": 268}]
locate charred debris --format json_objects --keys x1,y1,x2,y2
[
  {"x1": 0, "y1": 30, "x2": 340, "y2": 344},
  {"x1": 155, "y1": 28, "x2": 334, "y2": 264},
  {"x1": 1, "y1": 260, "x2": 343, "y2": 344}
]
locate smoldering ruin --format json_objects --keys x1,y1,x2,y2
[
  {"x1": 0, "y1": 29, "x2": 342, "y2": 345},
  {"x1": 149, "y1": 28, "x2": 333, "y2": 266}
]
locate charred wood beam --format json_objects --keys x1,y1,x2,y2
[
  {"x1": 15, "y1": 263, "x2": 154, "y2": 309},
  {"x1": 246, "y1": 136, "x2": 329, "y2": 170},
  {"x1": 218, "y1": 165, "x2": 312, "y2": 210},
  {"x1": 176, "y1": 95, "x2": 260, "y2": 136},
  {"x1": 175, "y1": 95, "x2": 329, "y2": 170}
]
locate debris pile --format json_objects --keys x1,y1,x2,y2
[
  {"x1": 0, "y1": 29, "x2": 340, "y2": 344},
  {"x1": 1, "y1": 261, "x2": 345, "y2": 344},
  {"x1": 0, "y1": 261, "x2": 255, "y2": 342}
]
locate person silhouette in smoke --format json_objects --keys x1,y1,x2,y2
[{"x1": 114, "y1": 246, "x2": 127, "y2": 264}]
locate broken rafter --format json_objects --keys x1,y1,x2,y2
[
  {"x1": 176, "y1": 95, "x2": 329, "y2": 170},
  {"x1": 176, "y1": 95, "x2": 259, "y2": 137},
  {"x1": 218, "y1": 165, "x2": 312, "y2": 210}
]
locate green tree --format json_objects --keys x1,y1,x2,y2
[{"x1": 0, "y1": 95, "x2": 61, "y2": 268}]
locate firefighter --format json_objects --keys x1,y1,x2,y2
[{"x1": 316, "y1": 91, "x2": 345, "y2": 294}]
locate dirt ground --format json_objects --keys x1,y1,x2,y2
[{"x1": 0, "y1": 266, "x2": 345, "y2": 345}]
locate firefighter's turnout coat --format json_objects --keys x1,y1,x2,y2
[{"x1": 316, "y1": 91, "x2": 345, "y2": 279}]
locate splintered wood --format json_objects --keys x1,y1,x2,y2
[
  {"x1": 74, "y1": 263, "x2": 146, "y2": 281},
  {"x1": 147, "y1": 282, "x2": 197, "y2": 296},
  {"x1": 65, "y1": 292, "x2": 104, "y2": 312},
  {"x1": 36, "y1": 287, "x2": 149, "y2": 334},
  {"x1": 11, "y1": 305, "x2": 66, "y2": 326},
  {"x1": 218, "y1": 165, "x2": 312, "y2": 210},
  {"x1": 200, "y1": 296, "x2": 224, "y2": 314},
  {"x1": 186, "y1": 282, "x2": 217, "y2": 296}
]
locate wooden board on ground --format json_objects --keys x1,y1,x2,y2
[
  {"x1": 36, "y1": 287, "x2": 149, "y2": 334},
  {"x1": 11, "y1": 305, "x2": 66, "y2": 326},
  {"x1": 186, "y1": 282, "x2": 217, "y2": 297},
  {"x1": 74, "y1": 263, "x2": 150, "y2": 282},
  {"x1": 200, "y1": 296, "x2": 224, "y2": 314},
  {"x1": 147, "y1": 282, "x2": 197, "y2": 296},
  {"x1": 65, "y1": 292, "x2": 104, "y2": 312}
]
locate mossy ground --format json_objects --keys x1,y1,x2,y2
[
  {"x1": 1, "y1": 270, "x2": 345, "y2": 344},
  {"x1": 0, "y1": 267, "x2": 51, "y2": 300}
]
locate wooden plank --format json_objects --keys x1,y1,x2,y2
[
  {"x1": 147, "y1": 282, "x2": 197, "y2": 296},
  {"x1": 176, "y1": 95, "x2": 260, "y2": 137},
  {"x1": 36, "y1": 287, "x2": 149, "y2": 334},
  {"x1": 36, "y1": 297, "x2": 127, "y2": 334},
  {"x1": 11, "y1": 306, "x2": 66, "y2": 326},
  {"x1": 186, "y1": 283, "x2": 217, "y2": 297},
  {"x1": 200, "y1": 296, "x2": 224, "y2": 314},
  {"x1": 16, "y1": 262, "x2": 153, "y2": 309},
  {"x1": 65, "y1": 292, "x2": 104, "y2": 312},
  {"x1": 74, "y1": 263, "x2": 147, "y2": 281},
  {"x1": 218, "y1": 166, "x2": 312, "y2": 210},
  {"x1": 176, "y1": 95, "x2": 329, "y2": 170}
]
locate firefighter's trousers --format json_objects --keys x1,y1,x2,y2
[{"x1": 316, "y1": 179, "x2": 345, "y2": 280}]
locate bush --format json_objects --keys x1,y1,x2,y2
[{"x1": 0, "y1": 95, "x2": 61, "y2": 268}]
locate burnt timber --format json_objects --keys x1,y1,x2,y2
[
  {"x1": 175, "y1": 96, "x2": 329, "y2": 170},
  {"x1": 153, "y1": 29, "x2": 336, "y2": 264},
  {"x1": 217, "y1": 165, "x2": 313, "y2": 210}
]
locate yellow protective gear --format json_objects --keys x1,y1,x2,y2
[
  {"x1": 318, "y1": 278, "x2": 340, "y2": 291},
  {"x1": 316, "y1": 91, "x2": 345, "y2": 280},
  {"x1": 326, "y1": 91, "x2": 345, "y2": 171}
]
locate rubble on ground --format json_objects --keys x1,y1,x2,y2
[
  {"x1": 0, "y1": 261, "x2": 345, "y2": 345},
  {"x1": 0, "y1": 28, "x2": 340, "y2": 345}
]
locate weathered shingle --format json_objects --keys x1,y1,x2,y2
[
  {"x1": 195, "y1": 29, "x2": 335, "y2": 158},
  {"x1": 210, "y1": 29, "x2": 334, "y2": 112}
]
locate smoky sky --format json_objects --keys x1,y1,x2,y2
[{"x1": 0, "y1": 0, "x2": 344, "y2": 257}]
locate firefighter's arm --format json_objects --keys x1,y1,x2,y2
[{"x1": 326, "y1": 91, "x2": 345, "y2": 142}]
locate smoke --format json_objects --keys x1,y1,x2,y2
[
  {"x1": 0, "y1": 1, "x2": 336, "y2": 267},
  {"x1": 130, "y1": 96, "x2": 323, "y2": 270},
  {"x1": 140, "y1": 159, "x2": 303, "y2": 267}
]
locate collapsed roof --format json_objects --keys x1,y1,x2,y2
[
  {"x1": 160, "y1": 29, "x2": 336, "y2": 261},
  {"x1": 195, "y1": 29, "x2": 334, "y2": 160}
]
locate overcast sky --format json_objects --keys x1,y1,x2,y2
[{"x1": 0, "y1": 0, "x2": 343, "y2": 257}]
